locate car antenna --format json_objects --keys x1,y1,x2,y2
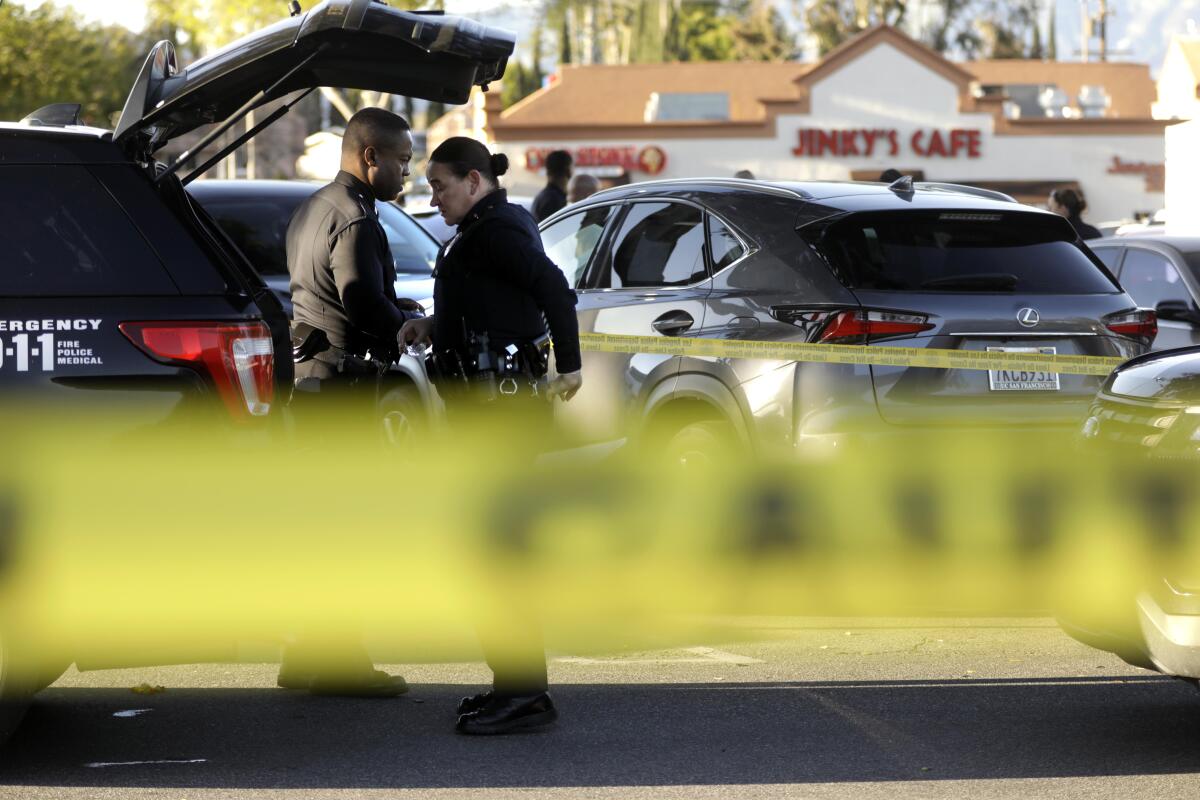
[
  {"x1": 287, "y1": 1, "x2": 301, "y2": 16},
  {"x1": 888, "y1": 175, "x2": 914, "y2": 195}
]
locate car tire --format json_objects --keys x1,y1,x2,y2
[
  {"x1": 378, "y1": 381, "x2": 425, "y2": 449},
  {"x1": 661, "y1": 419, "x2": 739, "y2": 469}
]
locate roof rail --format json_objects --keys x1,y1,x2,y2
[
  {"x1": 589, "y1": 177, "x2": 813, "y2": 201},
  {"x1": 915, "y1": 182, "x2": 1017, "y2": 203},
  {"x1": 20, "y1": 103, "x2": 83, "y2": 127}
]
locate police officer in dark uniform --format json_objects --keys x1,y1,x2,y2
[
  {"x1": 288, "y1": 107, "x2": 424, "y2": 391},
  {"x1": 280, "y1": 107, "x2": 422, "y2": 698},
  {"x1": 400, "y1": 136, "x2": 582, "y2": 734}
]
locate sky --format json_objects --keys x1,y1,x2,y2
[{"x1": 7, "y1": 0, "x2": 1199, "y2": 75}]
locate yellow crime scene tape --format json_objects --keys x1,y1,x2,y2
[
  {"x1": 1, "y1": 406, "x2": 1196, "y2": 668},
  {"x1": 578, "y1": 333, "x2": 1125, "y2": 377}
]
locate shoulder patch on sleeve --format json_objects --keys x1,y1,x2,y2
[{"x1": 328, "y1": 216, "x2": 372, "y2": 246}]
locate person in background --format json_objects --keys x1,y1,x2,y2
[
  {"x1": 532, "y1": 150, "x2": 572, "y2": 222},
  {"x1": 567, "y1": 173, "x2": 600, "y2": 205},
  {"x1": 1048, "y1": 188, "x2": 1102, "y2": 240},
  {"x1": 733, "y1": 169, "x2": 755, "y2": 180},
  {"x1": 879, "y1": 168, "x2": 904, "y2": 183}
]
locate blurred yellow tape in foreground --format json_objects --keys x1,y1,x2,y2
[
  {"x1": 579, "y1": 333, "x2": 1124, "y2": 376},
  {"x1": 3, "y1": 408, "x2": 1198, "y2": 667}
]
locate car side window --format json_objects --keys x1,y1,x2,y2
[
  {"x1": 540, "y1": 206, "x2": 614, "y2": 288},
  {"x1": 0, "y1": 165, "x2": 177, "y2": 296},
  {"x1": 377, "y1": 203, "x2": 439, "y2": 274},
  {"x1": 708, "y1": 215, "x2": 746, "y2": 271},
  {"x1": 204, "y1": 199, "x2": 296, "y2": 277},
  {"x1": 601, "y1": 202, "x2": 707, "y2": 289},
  {"x1": 1091, "y1": 246, "x2": 1123, "y2": 273},
  {"x1": 1120, "y1": 249, "x2": 1192, "y2": 309}
]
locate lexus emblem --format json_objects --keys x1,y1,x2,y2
[{"x1": 1017, "y1": 307, "x2": 1040, "y2": 328}]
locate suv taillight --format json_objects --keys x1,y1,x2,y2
[
  {"x1": 772, "y1": 307, "x2": 935, "y2": 344},
  {"x1": 819, "y1": 310, "x2": 934, "y2": 343},
  {"x1": 1103, "y1": 309, "x2": 1157, "y2": 345},
  {"x1": 119, "y1": 321, "x2": 275, "y2": 420}
]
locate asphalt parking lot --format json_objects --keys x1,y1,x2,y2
[{"x1": 2, "y1": 617, "x2": 1199, "y2": 799}]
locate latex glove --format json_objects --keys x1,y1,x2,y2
[
  {"x1": 399, "y1": 315, "x2": 434, "y2": 348},
  {"x1": 547, "y1": 370, "x2": 582, "y2": 402}
]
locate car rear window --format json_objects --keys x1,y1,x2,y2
[
  {"x1": 0, "y1": 165, "x2": 178, "y2": 296},
  {"x1": 200, "y1": 197, "x2": 297, "y2": 277},
  {"x1": 377, "y1": 203, "x2": 438, "y2": 275},
  {"x1": 201, "y1": 194, "x2": 439, "y2": 277},
  {"x1": 809, "y1": 211, "x2": 1119, "y2": 294}
]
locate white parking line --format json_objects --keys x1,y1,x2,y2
[
  {"x1": 665, "y1": 677, "x2": 1170, "y2": 690},
  {"x1": 556, "y1": 647, "x2": 763, "y2": 665},
  {"x1": 112, "y1": 709, "x2": 153, "y2": 718},
  {"x1": 83, "y1": 759, "x2": 207, "y2": 768}
]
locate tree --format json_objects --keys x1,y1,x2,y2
[
  {"x1": 0, "y1": 3, "x2": 144, "y2": 127},
  {"x1": 804, "y1": 0, "x2": 1049, "y2": 60},
  {"x1": 727, "y1": 0, "x2": 798, "y2": 61},
  {"x1": 541, "y1": 0, "x2": 794, "y2": 66},
  {"x1": 805, "y1": 0, "x2": 907, "y2": 57},
  {"x1": 973, "y1": 0, "x2": 1044, "y2": 58},
  {"x1": 922, "y1": 0, "x2": 979, "y2": 56},
  {"x1": 666, "y1": 1, "x2": 736, "y2": 62},
  {"x1": 502, "y1": 23, "x2": 547, "y2": 108}
]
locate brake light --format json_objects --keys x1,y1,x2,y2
[
  {"x1": 119, "y1": 321, "x2": 275, "y2": 420},
  {"x1": 819, "y1": 310, "x2": 934, "y2": 344},
  {"x1": 1103, "y1": 309, "x2": 1157, "y2": 344}
]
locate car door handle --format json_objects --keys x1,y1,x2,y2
[{"x1": 652, "y1": 310, "x2": 694, "y2": 336}]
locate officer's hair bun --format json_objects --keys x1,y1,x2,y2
[{"x1": 489, "y1": 153, "x2": 509, "y2": 178}]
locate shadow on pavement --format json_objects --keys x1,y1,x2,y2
[{"x1": 2, "y1": 677, "x2": 1199, "y2": 788}]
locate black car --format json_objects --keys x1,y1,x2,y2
[
  {"x1": 1089, "y1": 236, "x2": 1200, "y2": 352},
  {"x1": 0, "y1": 0, "x2": 512, "y2": 739},
  {"x1": 188, "y1": 180, "x2": 440, "y2": 318},
  {"x1": 1065, "y1": 344, "x2": 1200, "y2": 682},
  {"x1": 1080, "y1": 345, "x2": 1200, "y2": 458},
  {"x1": 538, "y1": 178, "x2": 1153, "y2": 457}
]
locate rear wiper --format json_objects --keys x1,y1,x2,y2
[{"x1": 920, "y1": 273, "x2": 1018, "y2": 291}]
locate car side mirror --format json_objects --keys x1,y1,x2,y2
[{"x1": 1155, "y1": 299, "x2": 1200, "y2": 326}]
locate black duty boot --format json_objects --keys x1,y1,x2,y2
[
  {"x1": 456, "y1": 690, "x2": 494, "y2": 715},
  {"x1": 307, "y1": 669, "x2": 409, "y2": 698},
  {"x1": 455, "y1": 691, "x2": 557, "y2": 735}
]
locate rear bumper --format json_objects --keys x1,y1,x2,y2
[
  {"x1": 1058, "y1": 590, "x2": 1200, "y2": 678},
  {"x1": 1135, "y1": 590, "x2": 1200, "y2": 677}
]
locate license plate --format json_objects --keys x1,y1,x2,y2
[{"x1": 987, "y1": 346, "x2": 1060, "y2": 391}]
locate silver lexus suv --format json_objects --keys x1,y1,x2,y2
[{"x1": 538, "y1": 178, "x2": 1153, "y2": 455}]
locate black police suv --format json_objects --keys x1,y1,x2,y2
[{"x1": 0, "y1": 0, "x2": 513, "y2": 740}]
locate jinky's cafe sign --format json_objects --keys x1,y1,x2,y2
[
  {"x1": 793, "y1": 128, "x2": 983, "y2": 159},
  {"x1": 525, "y1": 145, "x2": 668, "y2": 175}
]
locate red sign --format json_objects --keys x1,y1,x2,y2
[
  {"x1": 1106, "y1": 156, "x2": 1165, "y2": 193},
  {"x1": 525, "y1": 145, "x2": 668, "y2": 175},
  {"x1": 793, "y1": 128, "x2": 982, "y2": 159}
]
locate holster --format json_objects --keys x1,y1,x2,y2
[{"x1": 290, "y1": 322, "x2": 330, "y2": 364}]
